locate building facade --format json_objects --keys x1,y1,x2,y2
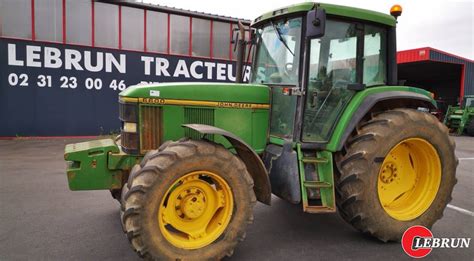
[
  {"x1": 397, "y1": 47, "x2": 473, "y2": 106},
  {"x1": 0, "y1": 0, "x2": 251, "y2": 136}
]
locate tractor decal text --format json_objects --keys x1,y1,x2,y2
[{"x1": 130, "y1": 97, "x2": 270, "y2": 109}]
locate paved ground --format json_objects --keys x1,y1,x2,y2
[{"x1": 0, "y1": 136, "x2": 473, "y2": 260}]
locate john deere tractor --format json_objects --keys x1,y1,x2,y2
[
  {"x1": 444, "y1": 95, "x2": 474, "y2": 136},
  {"x1": 65, "y1": 3, "x2": 457, "y2": 260}
]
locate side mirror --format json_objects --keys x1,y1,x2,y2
[{"x1": 306, "y1": 8, "x2": 326, "y2": 39}]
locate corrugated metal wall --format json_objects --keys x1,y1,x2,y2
[{"x1": 430, "y1": 49, "x2": 474, "y2": 96}]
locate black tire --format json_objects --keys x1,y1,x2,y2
[
  {"x1": 467, "y1": 120, "x2": 474, "y2": 136},
  {"x1": 109, "y1": 136, "x2": 124, "y2": 202},
  {"x1": 121, "y1": 139, "x2": 256, "y2": 260},
  {"x1": 111, "y1": 139, "x2": 173, "y2": 203},
  {"x1": 335, "y1": 108, "x2": 457, "y2": 242},
  {"x1": 110, "y1": 189, "x2": 122, "y2": 202}
]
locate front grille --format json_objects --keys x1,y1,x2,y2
[
  {"x1": 140, "y1": 105, "x2": 162, "y2": 152},
  {"x1": 184, "y1": 107, "x2": 214, "y2": 140}
]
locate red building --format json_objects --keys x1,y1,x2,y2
[{"x1": 397, "y1": 47, "x2": 473, "y2": 107}]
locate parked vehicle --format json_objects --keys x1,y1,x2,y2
[
  {"x1": 444, "y1": 95, "x2": 474, "y2": 136},
  {"x1": 64, "y1": 3, "x2": 457, "y2": 260}
]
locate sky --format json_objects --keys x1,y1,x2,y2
[{"x1": 141, "y1": 0, "x2": 474, "y2": 60}]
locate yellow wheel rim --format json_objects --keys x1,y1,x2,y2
[
  {"x1": 158, "y1": 171, "x2": 233, "y2": 249},
  {"x1": 377, "y1": 138, "x2": 441, "y2": 221}
]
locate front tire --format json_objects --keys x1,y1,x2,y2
[
  {"x1": 335, "y1": 108, "x2": 457, "y2": 241},
  {"x1": 121, "y1": 139, "x2": 256, "y2": 260}
]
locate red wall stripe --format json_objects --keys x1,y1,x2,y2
[
  {"x1": 189, "y1": 17, "x2": 192, "y2": 56},
  {"x1": 0, "y1": 136, "x2": 100, "y2": 140},
  {"x1": 167, "y1": 13, "x2": 170, "y2": 54},
  {"x1": 118, "y1": 5, "x2": 122, "y2": 49},
  {"x1": 62, "y1": 0, "x2": 66, "y2": 43},
  {"x1": 31, "y1": 0, "x2": 36, "y2": 40},
  {"x1": 144, "y1": 9, "x2": 147, "y2": 52},
  {"x1": 210, "y1": 20, "x2": 213, "y2": 58},
  {"x1": 460, "y1": 64, "x2": 466, "y2": 102},
  {"x1": 91, "y1": 0, "x2": 95, "y2": 47}
]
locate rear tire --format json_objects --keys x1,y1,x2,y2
[
  {"x1": 121, "y1": 139, "x2": 256, "y2": 260},
  {"x1": 335, "y1": 108, "x2": 457, "y2": 241}
]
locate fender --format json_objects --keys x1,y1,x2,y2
[
  {"x1": 334, "y1": 90, "x2": 436, "y2": 151},
  {"x1": 183, "y1": 124, "x2": 272, "y2": 205}
]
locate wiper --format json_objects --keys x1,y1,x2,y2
[
  {"x1": 366, "y1": 83, "x2": 386, "y2": 88},
  {"x1": 271, "y1": 21, "x2": 294, "y2": 56}
]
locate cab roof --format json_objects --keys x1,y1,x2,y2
[{"x1": 252, "y1": 2, "x2": 396, "y2": 27}]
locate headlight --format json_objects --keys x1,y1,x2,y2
[
  {"x1": 119, "y1": 100, "x2": 137, "y2": 122},
  {"x1": 123, "y1": 122, "x2": 137, "y2": 133}
]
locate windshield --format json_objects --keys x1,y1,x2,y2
[{"x1": 251, "y1": 17, "x2": 302, "y2": 85}]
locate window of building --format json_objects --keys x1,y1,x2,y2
[
  {"x1": 170, "y1": 14, "x2": 190, "y2": 55},
  {"x1": 94, "y1": 2, "x2": 119, "y2": 48},
  {"x1": 0, "y1": 0, "x2": 32, "y2": 39},
  {"x1": 146, "y1": 11, "x2": 167, "y2": 53},
  {"x1": 212, "y1": 21, "x2": 230, "y2": 59},
  {"x1": 35, "y1": 0, "x2": 62, "y2": 42},
  {"x1": 122, "y1": 6, "x2": 144, "y2": 50},
  {"x1": 192, "y1": 18, "x2": 210, "y2": 57},
  {"x1": 66, "y1": 0, "x2": 91, "y2": 45}
]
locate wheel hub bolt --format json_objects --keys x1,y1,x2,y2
[{"x1": 380, "y1": 163, "x2": 397, "y2": 184}]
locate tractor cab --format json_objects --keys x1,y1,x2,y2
[
  {"x1": 250, "y1": 3, "x2": 397, "y2": 145},
  {"x1": 248, "y1": 3, "x2": 400, "y2": 210}
]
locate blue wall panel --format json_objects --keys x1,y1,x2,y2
[{"x1": 0, "y1": 38, "x2": 246, "y2": 136}]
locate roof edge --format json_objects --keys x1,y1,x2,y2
[
  {"x1": 252, "y1": 2, "x2": 396, "y2": 27},
  {"x1": 398, "y1": 47, "x2": 473, "y2": 64},
  {"x1": 98, "y1": 0, "x2": 251, "y2": 24}
]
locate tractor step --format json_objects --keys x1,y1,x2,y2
[
  {"x1": 297, "y1": 144, "x2": 336, "y2": 213},
  {"x1": 304, "y1": 206, "x2": 336, "y2": 213},
  {"x1": 301, "y1": 157, "x2": 328, "y2": 164},
  {"x1": 303, "y1": 181, "x2": 332, "y2": 188}
]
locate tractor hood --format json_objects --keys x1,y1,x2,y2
[{"x1": 119, "y1": 82, "x2": 270, "y2": 104}]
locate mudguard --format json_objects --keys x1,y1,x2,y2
[
  {"x1": 183, "y1": 124, "x2": 272, "y2": 205},
  {"x1": 336, "y1": 91, "x2": 436, "y2": 151}
]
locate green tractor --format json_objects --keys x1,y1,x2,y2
[
  {"x1": 444, "y1": 95, "x2": 474, "y2": 136},
  {"x1": 64, "y1": 3, "x2": 457, "y2": 260}
]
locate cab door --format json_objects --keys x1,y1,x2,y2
[
  {"x1": 302, "y1": 20, "x2": 388, "y2": 143},
  {"x1": 302, "y1": 20, "x2": 361, "y2": 142}
]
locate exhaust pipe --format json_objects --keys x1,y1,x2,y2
[{"x1": 235, "y1": 21, "x2": 247, "y2": 83}]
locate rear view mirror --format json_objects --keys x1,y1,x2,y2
[{"x1": 306, "y1": 8, "x2": 326, "y2": 39}]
